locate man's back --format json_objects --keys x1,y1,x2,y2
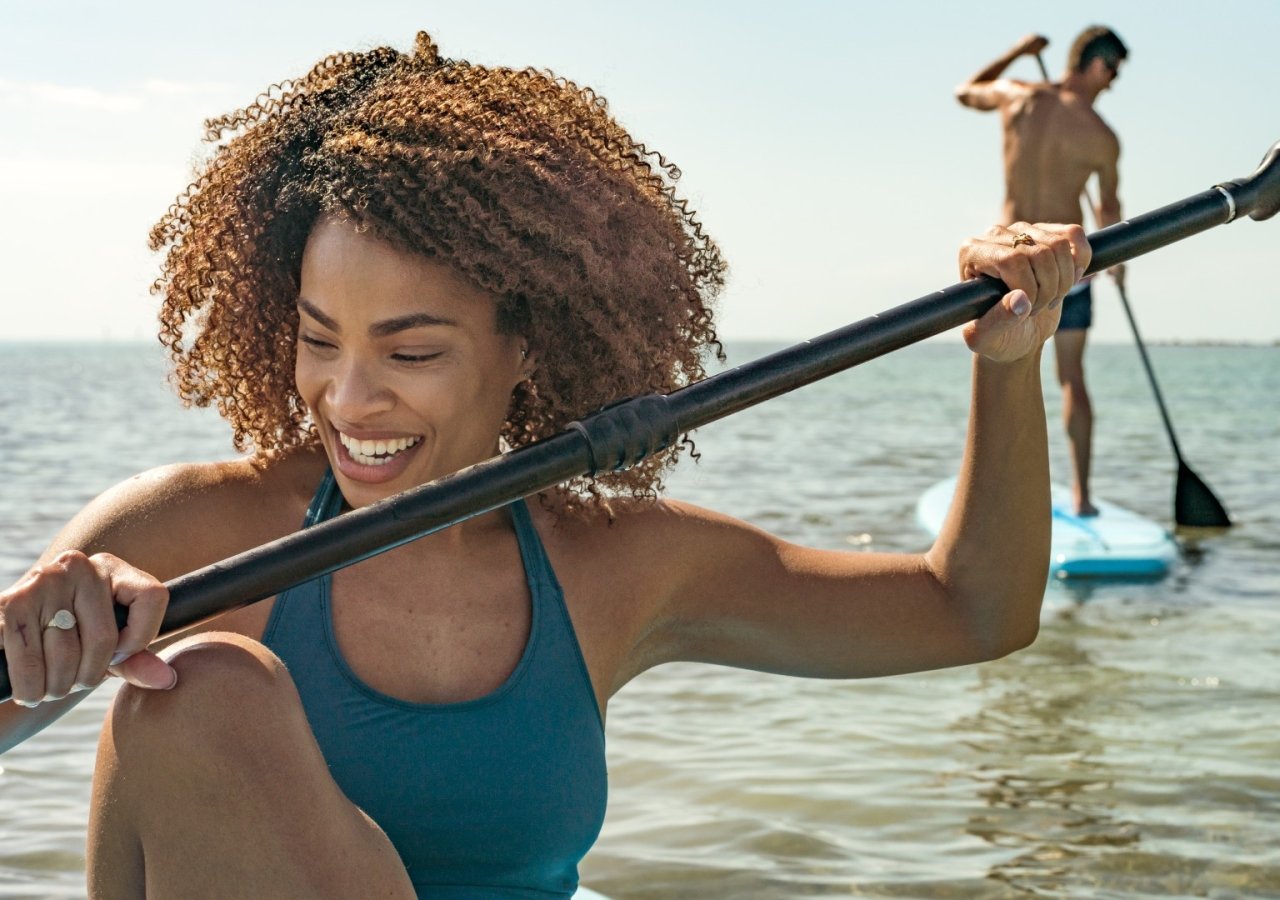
[
  {"x1": 998, "y1": 82, "x2": 1118, "y2": 226},
  {"x1": 956, "y1": 30, "x2": 1124, "y2": 231}
]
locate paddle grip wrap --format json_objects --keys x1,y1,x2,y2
[{"x1": 567, "y1": 394, "x2": 681, "y2": 474}]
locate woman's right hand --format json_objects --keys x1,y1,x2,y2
[{"x1": 1, "y1": 551, "x2": 176, "y2": 707}]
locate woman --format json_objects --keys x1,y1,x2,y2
[{"x1": 0, "y1": 31, "x2": 1087, "y2": 898}]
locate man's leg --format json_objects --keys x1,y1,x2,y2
[
  {"x1": 88, "y1": 632, "x2": 416, "y2": 900},
  {"x1": 1053, "y1": 327, "x2": 1097, "y2": 516}
]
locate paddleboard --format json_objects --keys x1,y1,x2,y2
[
  {"x1": 916, "y1": 477, "x2": 1179, "y2": 578},
  {"x1": 573, "y1": 889, "x2": 610, "y2": 900}
]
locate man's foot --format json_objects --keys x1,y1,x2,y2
[{"x1": 1075, "y1": 499, "x2": 1099, "y2": 517}]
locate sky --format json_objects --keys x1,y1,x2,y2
[{"x1": 2, "y1": 0, "x2": 1277, "y2": 345}]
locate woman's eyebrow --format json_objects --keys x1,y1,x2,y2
[
  {"x1": 297, "y1": 298, "x2": 458, "y2": 336},
  {"x1": 297, "y1": 298, "x2": 339, "y2": 331},
  {"x1": 368, "y1": 311, "x2": 458, "y2": 337}
]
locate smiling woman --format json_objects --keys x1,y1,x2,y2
[
  {"x1": 0, "y1": 27, "x2": 1090, "y2": 900},
  {"x1": 294, "y1": 218, "x2": 532, "y2": 507}
]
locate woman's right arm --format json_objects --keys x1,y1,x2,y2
[{"x1": 0, "y1": 458, "x2": 302, "y2": 753}]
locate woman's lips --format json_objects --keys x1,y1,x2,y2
[{"x1": 332, "y1": 429, "x2": 423, "y2": 483}]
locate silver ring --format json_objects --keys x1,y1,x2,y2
[{"x1": 46, "y1": 609, "x2": 77, "y2": 631}]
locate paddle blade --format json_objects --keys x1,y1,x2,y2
[{"x1": 1174, "y1": 461, "x2": 1231, "y2": 528}]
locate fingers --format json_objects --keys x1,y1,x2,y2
[
  {"x1": 41, "y1": 609, "x2": 82, "y2": 700},
  {"x1": 961, "y1": 286, "x2": 1054, "y2": 361},
  {"x1": 959, "y1": 222, "x2": 1089, "y2": 308},
  {"x1": 1022, "y1": 228, "x2": 1064, "y2": 306},
  {"x1": 1, "y1": 574, "x2": 48, "y2": 707},
  {"x1": 959, "y1": 221, "x2": 1088, "y2": 363},
  {"x1": 1016, "y1": 33, "x2": 1048, "y2": 55},
  {"x1": 1053, "y1": 223, "x2": 1091, "y2": 279},
  {"x1": 106, "y1": 561, "x2": 174, "y2": 690},
  {"x1": 69, "y1": 556, "x2": 117, "y2": 692},
  {"x1": 1, "y1": 551, "x2": 172, "y2": 706},
  {"x1": 110, "y1": 649, "x2": 179, "y2": 691}
]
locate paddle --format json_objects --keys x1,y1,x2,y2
[
  {"x1": 1038, "y1": 47, "x2": 1230, "y2": 526},
  {"x1": 1035, "y1": 52, "x2": 1051, "y2": 82},
  {"x1": 1113, "y1": 284, "x2": 1232, "y2": 527},
  {"x1": 1, "y1": 144, "x2": 1277, "y2": 702}
]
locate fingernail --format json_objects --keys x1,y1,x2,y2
[
  {"x1": 1075, "y1": 265, "x2": 1085, "y2": 282},
  {"x1": 110, "y1": 650, "x2": 133, "y2": 667},
  {"x1": 1011, "y1": 292, "x2": 1032, "y2": 317},
  {"x1": 13, "y1": 699, "x2": 39, "y2": 708},
  {"x1": 160, "y1": 666, "x2": 179, "y2": 691}
]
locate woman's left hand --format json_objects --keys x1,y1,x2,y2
[{"x1": 957, "y1": 222, "x2": 1091, "y2": 362}]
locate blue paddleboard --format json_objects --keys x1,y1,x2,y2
[{"x1": 916, "y1": 477, "x2": 1178, "y2": 578}]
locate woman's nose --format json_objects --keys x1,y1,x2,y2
[{"x1": 326, "y1": 355, "x2": 394, "y2": 419}]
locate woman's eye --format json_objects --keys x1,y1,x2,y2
[
  {"x1": 392, "y1": 351, "x2": 443, "y2": 364},
  {"x1": 299, "y1": 334, "x2": 336, "y2": 351}
]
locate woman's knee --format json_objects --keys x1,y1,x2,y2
[
  {"x1": 107, "y1": 631, "x2": 305, "y2": 759},
  {"x1": 161, "y1": 630, "x2": 290, "y2": 689}
]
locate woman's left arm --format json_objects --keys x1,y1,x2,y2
[{"x1": 625, "y1": 223, "x2": 1089, "y2": 682}]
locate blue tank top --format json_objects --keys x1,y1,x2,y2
[{"x1": 262, "y1": 471, "x2": 608, "y2": 898}]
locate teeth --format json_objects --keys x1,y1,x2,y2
[{"x1": 338, "y1": 432, "x2": 421, "y2": 466}]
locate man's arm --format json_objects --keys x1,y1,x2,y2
[
  {"x1": 1093, "y1": 136, "x2": 1126, "y2": 286},
  {"x1": 1094, "y1": 138, "x2": 1122, "y2": 227},
  {"x1": 955, "y1": 34, "x2": 1049, "y2": 110}
]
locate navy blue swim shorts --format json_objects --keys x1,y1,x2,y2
[{"x1": 1057, "y1": 281, "x2": 1093, "y2": 331}]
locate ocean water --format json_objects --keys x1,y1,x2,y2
[{"x1": 0, "y1": 339, "x2": 1277, "y2": 899}]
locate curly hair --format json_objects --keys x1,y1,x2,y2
[{"x1": 152, "y1": 31, "x2": 727, "y2": 513}]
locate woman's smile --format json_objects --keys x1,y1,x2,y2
[{"x1": 332, "y1": 428, "x2": 425, "y2": 483}]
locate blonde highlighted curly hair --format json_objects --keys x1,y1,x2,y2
[{"x1": 152, "y1": 31, "x2": 726, "y2": 512}]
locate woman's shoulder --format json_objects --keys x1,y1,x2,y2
[
  {"x1": 41, "y1": 448, "x2": 328, "y2": 580},
  {"x1": 533, "y1": 493, "x2": 777, "y2": 588}
]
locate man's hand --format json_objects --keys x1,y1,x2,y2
[{"x1": 1013, "y1": 34, "x2": 1049, "y2": 58}]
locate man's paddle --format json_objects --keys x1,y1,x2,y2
[
  {"x1": 1113, "y1": 283, "x2": 1232, "y2": 527},
  {"x1": 2, "y1": 143, "x2": 1277, "y2": 702},
  {"x1": 1035, "y1": 52, "x2": 1052, "y2": 82}
]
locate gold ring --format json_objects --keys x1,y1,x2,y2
[{"x1": 1012, "y1": 232, "x2": 1036, "y2": 248}]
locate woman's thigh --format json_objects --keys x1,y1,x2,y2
[{"x1": 88, "y1": 632, "x2": 416, "y2": 900}]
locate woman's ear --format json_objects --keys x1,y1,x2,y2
[{"x1": 512, "y1": 341, "x2": 536, "y2": 388}]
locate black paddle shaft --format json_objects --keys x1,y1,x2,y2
[
  {"x1": 1114, "y1": 281, "x2": 1233, "y2": 527},
  {"x1": 2, "y1": 143, "x2": 1277, "y2": 702}
]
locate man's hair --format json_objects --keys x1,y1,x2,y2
[{"x1": 1068, "y1": 26, "x2": 1128, "y2": 73}]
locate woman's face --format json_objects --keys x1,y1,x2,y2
[{"x1": 295, "y1": 217, "x2": 530, "y2": 508}]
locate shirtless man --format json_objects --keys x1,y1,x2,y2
[{"x1": 957, "y1": 27, "x2": 1128, "y2": 516}]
